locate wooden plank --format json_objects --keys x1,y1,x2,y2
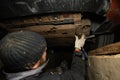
[
  {"x1": 7, "y1": 19, "x2": 91, "y2": 47},
  {"x1": 89, "y1": 42, "x2": 120, "y2": 56},
  {"x1": 0, "y1": 13, "x2": 91, "y2": 47},
  {"x1": 8, "y1": 24, "x2": 77, "y2": 38},
  {"x1": 8, "y1": 19, "x2": 91, "y2": 38},
  {"x1": 88, "y1": 42, "x2": 120, "y2": 80},
  {"x1": 0, "y1": 13, "x2": 82, "y2": 29},
  {"x1": 88, "y1": 54, "x2": 120, "y2": 80}
]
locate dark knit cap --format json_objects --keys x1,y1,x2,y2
[{"x1": 0, "y1": 31, "x2": 47, "y2": 72}]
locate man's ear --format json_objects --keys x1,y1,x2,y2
[
  {"x1": 32, "y1": 60, "x2": 40, "y2": 69},
  {"x1": 41, "y1": 48, "x2": 47, "y2": 62},
  {"x1": 45, "y1": 47, "x2": 47, "y2": 51},
  {"x1": 32, "y1": 48, "x2": 47, "y2": 69}
]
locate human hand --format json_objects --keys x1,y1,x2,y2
[{"x1": 75, "y1": 34, "x2": 86, "y2": 50}]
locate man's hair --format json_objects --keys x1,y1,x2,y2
[{"x1": 0, "y1": 31, "x2": 47, "y2": 72}]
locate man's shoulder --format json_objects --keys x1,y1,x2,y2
[
  {"x1": 22, "y1": 72, "x2": 61, "y2": 80},
  {"x1": 40, "y1": 71, "x2": 61, "y2": 80}
]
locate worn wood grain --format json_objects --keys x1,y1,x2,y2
[
  {"x1": 88, "y1": 41, "x2": 120, "y2": 80},
  {"x1": 89, "y1": 42, "x2": 120, "y2": 55},
  {"x1": 88, "y1": 54, "x2": 120, "y2": 80}
]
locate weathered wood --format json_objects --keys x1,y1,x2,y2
[
  {"x1": 0, "y1": 13, "x2": 91, "y2": 47},
  {"x1": 0, "y1": 13, "x2": 82, "y2": 29},
  {"x1": 9, "y1": 24, "x2": 76, "y2": 38},
  {"x1": 8, "y1": 19, "x2": 91, "y2": 38},
  {"x1": 8, "y1": 25, "x2": 77, "y2": 47},
  {"x1": 8, "y1": 19, "x2": 91, "y2": 47},
  {"x1": 89, "y1": 42, "x2": 120, "y2": 55},
  {"x1": 88, "y1": 54, "x2": 120, "y2": 80},
  {"x1": 88, "y1": 42, "x2": 120, "y2": 80}
]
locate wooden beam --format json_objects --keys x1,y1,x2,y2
[
  {"x1": 88, "y1": 53, "x2": 120, "y2": 80},
  {"x1": 8, "y1": 24, "x2": 77, "y2": 38},
  {"x1": 89, "y1": 42, "x2": 120, "y2": 55},
  {"x1": 88, "y1": 41, "x2": 120, "y2": 80}
]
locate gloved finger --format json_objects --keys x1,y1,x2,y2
[
  {"x1": 81, "y1": 34, "x2": 86, "y2": 39},
  {"x1": 75, "y1": 35, "x2": 79, "y2": 40}
]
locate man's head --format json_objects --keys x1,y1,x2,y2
[{"x1": 0, "y1": 31, "x2": 47, "y2": 73}]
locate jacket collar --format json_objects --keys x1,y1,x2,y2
[{"x1": 4, "y1": 60, "x2": 49, "y2": 80}]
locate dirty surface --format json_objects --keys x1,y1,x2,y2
[
  {"x1": 88, "y1": 54, "x2": 120, "y2": 80},
  {"x1": 88, "y1": 41, "x2": 120, "y2": 80},
  {"x1": 89, "y1": 42, "x2": 120, "y2": 56}
]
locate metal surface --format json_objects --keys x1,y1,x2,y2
[
  {"x1": 0, "y1": 0, "x2": 110, "y2": 19},
  {"x1": 93, "y1": 20, "x2": 112, "y2": 35}
]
